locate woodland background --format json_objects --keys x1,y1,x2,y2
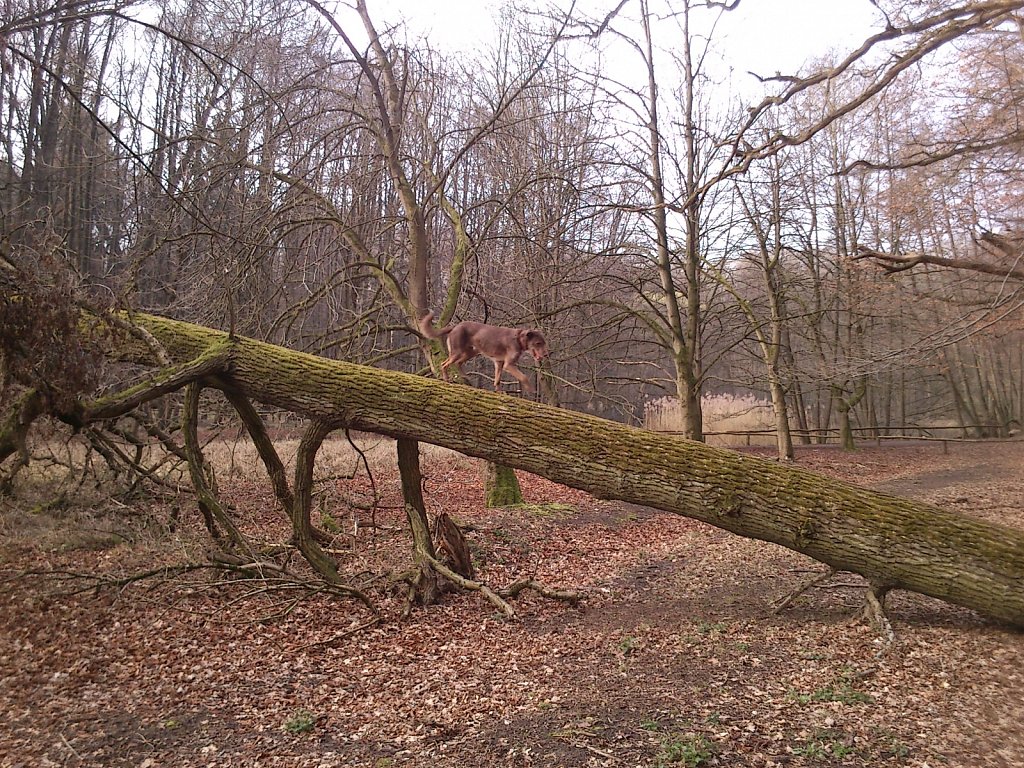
[
  {"x1": 3, "y1": 0, "x2": 1024, "y2": 448},
  {"x1": 5, "y1": 4, "x2": 1024, "y2": 766}
]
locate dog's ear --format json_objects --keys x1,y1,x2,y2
[
  {"x1": 525, "y1": 330, "x2": 544, "y2": 345},
  {"x1": 517, "y1": 329, "x2": 531, "y2": 349}
]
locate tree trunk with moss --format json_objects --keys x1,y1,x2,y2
[
  {"x1": 484, "y1": 462, "x2": 524, "y2": 507},
  {"x1": 19, "y1": 311, "x2": 1024, "y2": 628}
]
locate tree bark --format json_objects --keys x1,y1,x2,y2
[
  {"x1": 640, "y1": 0, "x2": 704, "y2": 442},
  {"x1": 0, "y1": 390, "x2": 45, "y2": 483},
  {"x1": 396, "y1": 437, "x2": 443, "y2": 607},
  {"x1": 833, "y1": 380, "x2": 868, "y2": 451},
  {"x1": 94, "y1": 311, "x2": 1024, "y2": 628}
]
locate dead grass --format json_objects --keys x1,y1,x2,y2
[
  {"x1": 202, "y1": 433, "x2": 473, "y2": 483},
  {"x1": 646, "y1": 394, "x2": 778, "y2": 447},
  {"x1": 0, "y1": 432, "x2": 471, "y2": 559}
]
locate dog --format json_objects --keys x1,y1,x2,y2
[{"x1": 418, "y1": 312, "x2": 549, "y2": 393}]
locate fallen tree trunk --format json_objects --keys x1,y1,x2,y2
[{"x1": 93, "y1": 313, "x2": 1024, "y2": 627}]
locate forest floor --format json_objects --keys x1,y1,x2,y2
[{"x1": 1, "y1": 438, "x2": 1023, "y2": 768}]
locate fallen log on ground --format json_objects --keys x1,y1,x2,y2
[{"x1": 40, "y1": 312, "x2": 1024, "y2": 628}]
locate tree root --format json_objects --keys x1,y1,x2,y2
[
  {"x1": 418, "y1": 555, "x2": 582, "y2": 619},
  {"x1": 774, "y1": 570, "x2": 897, "y2": 644},
  {"x1": 856, "y1": 582, "x2": 896, "y2": 646},
  {"x1": 498, "y1": 578, "x2": 581, "y2": 605},
  {"x1": 425, "y1": 553, "x2": 517, "y2": 618}
]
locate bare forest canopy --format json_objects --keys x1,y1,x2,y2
[
  {"x1": 7, "y1": 309, "x2": 1019, "y2": 629},
  {"x1": 2, "y1": 0, "x2": 1024, "y2": 459}
]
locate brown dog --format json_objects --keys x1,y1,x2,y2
[{"x1": 419, "y1": 312, "x2": 549, "y2": 393}]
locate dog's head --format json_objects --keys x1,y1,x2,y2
[{"x1": 519, "y1": 329, "x2": 549, "y2": 361}]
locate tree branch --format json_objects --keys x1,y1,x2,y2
[
  {"x1": 76, "y1": 342, "x2": 233, "y2": 424},
  {"x1": 854, "y1": 245, "x2": 1024, "y2": 280}
]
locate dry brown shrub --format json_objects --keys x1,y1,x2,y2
[{"x1": 644, "y1": 394, "x2": 779, "y2": 447}]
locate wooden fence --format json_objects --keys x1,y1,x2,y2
[{"x1": 658, "y1": 425, "x2": 1017, "y2": 453}]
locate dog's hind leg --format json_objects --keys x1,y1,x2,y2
[{"x1": 442, "y1": 353, "x2": 472, "y2": 384}]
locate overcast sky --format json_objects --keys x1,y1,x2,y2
[{"x1": 369, "y1": 0, "x2": 884, "y2": 85}]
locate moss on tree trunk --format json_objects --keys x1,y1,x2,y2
[{"x1": 485, "y1": 462, "x2": 523, "y2": 507}]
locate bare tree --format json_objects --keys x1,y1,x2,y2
[
  {"x1": 570, "y1": 0, "x2": 743, "y2": 440},
  {"x1": 718, "y1": 141, "x2": 798, "y2": 459}
]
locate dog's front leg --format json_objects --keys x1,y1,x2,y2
[{"x1": 504, "y1": 362, "x2": 534, "y2": 393}]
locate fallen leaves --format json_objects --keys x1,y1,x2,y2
[{"x1": 1, "y1": 442, "x2": 1023, "y2": 766}]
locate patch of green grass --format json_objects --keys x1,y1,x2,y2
[
  {"x1": 885, "y1": 739, "x2": 910, "y2": 759},
  {"x1": 696, "y1": 621, "x2": 727, "y2": 636},
  {"x1": 791, "y1": 683, "x2": 872, "y2": 705},
  {"x1": 792, "y1": 740, "x2": 828, "y2": 759},
  {"x1": 282, "y1": 708, "x2": 317, "y2": 735},
  {"x1": 871, "y1": 729, "x2": 911, "y2": 760},
  {"x1": 832, "y1": 742, "x2": 857, "y2": 758},
  {"x1": 790, "y1": 671, "x2": 873, "y2": 705},
  {"x1": 654, "y1": 733, "x2": 716, "y2": 767},
  {"x1": 319, "y1": 511, "x2": 341, "y2": 533},
  {"x1": 792, "y1": 730, "x2": 857, "y2": 760},
  {"x1": 617, "y1": 635, "x2": 639, "y2": 657}
]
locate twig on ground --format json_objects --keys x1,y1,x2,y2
[
  {"x1": 296, "y1": 615, "x2": 383, "y2": 650},
  {"x1": 575, "y1": 741, "x2": 619, "y2": 762},
  {"x1": 59, "y1": 733, "x2": 83, "y2": 762},
  {"x1": 10, "y1": 557, "x2": 377, "y2": 614},
  {"x1": 772, "y1": 567, "x2": 839, "y2": 614},
  {"x1": 426, "y1": 554, "x2": 517, "y2": 618}
]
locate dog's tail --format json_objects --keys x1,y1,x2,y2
[{"x1": 418, "y1": 311, "x2": 450, "y2": 340}]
